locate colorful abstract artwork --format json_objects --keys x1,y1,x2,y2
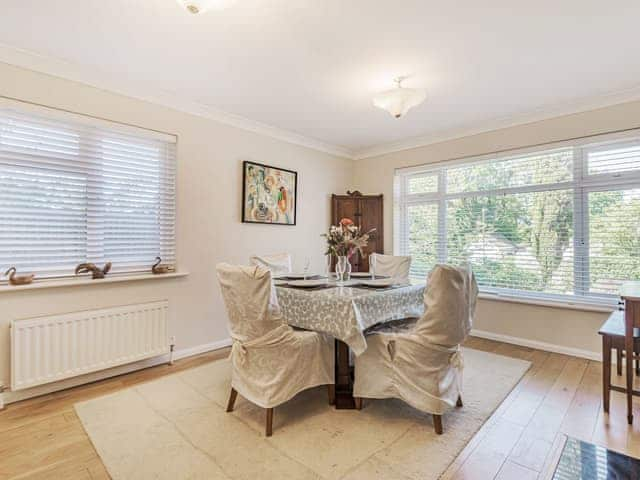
[{"x1": 242, "y1": 161, "x2": 297, "y2": 225}]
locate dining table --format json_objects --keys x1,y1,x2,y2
[{"x1": 275, "y1": 279, "x2": 425, "y2": 408}]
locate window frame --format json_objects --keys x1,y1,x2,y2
[{"x1": 394, "y1": 130, "x2": 640, "y2": 309}]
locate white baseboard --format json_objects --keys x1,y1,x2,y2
[
  {"x1": 1, "y1": 338, "x2": 232, "y2": 407},
  {"x1": 0, "y1": 330, "x2": 604, "y2": 408},
  {"x1": 471, "y1": 328, "x2": 601, "y2": 362}
]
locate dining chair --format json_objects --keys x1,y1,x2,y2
[
  {"x1": 370, "y1": 253, "x2": 412, "y2": 283},
  {"x1": 249, "y1": 252, "x2": 292, "y2": 276},
  {"x1": 216, "y1": 263, "x2": 334, "y2": 436},
  {"x1": 353, "y1": 264, "x2": 478, "y2": 434}
]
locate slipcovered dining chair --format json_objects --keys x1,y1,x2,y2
[
  {"x1": 216, "y1": 263, "x2": 334, "y2": 436},
  {"x1": 370, "y1": 253, "x2": 412, "y2": 283},
  {"x1": 353, "y1": 264, "x2": 478, "y2": 434},
  {"x1": 249, "y1": 252, "x2": 292, "y2": 276}
]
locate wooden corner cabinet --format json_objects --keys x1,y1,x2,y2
[{"x1": 331, "y1": 191, "x2": 383, "y2": 272}]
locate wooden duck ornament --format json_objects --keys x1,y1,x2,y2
[
  {"x1": 152, "y1": 257, "x2": 174, "y2": 274},
  {"x1": 75, "y1": 262, "x2": 112, "y2": 279},
  {"x1": 4, "y1": 267, "x2": 35, "y2": 286}
]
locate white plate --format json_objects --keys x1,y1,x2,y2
[
  {"x1": 358, "y1": 278, "x2": 395, "y2": 288},
  {"x1": 350, "y1": 272, "x2": 372, "y2": 278},
  {"x1": 282, "y1": 273, "x2": 314, "y2": 279},
  {"x1": 287, "y1": 279, "x2": 329, "y2": 288}
]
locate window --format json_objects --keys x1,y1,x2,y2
[
  {"x1": 395, "y1": 133, "x2": 640, "y2": 306},
  {"x1": 0, "y1": 103, "x2": 176, "y2": 280}
]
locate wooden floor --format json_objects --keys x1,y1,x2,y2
[{"x1": 1, "y1": 337, "x2": 639, "y2": 480}]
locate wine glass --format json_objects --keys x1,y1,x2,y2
[
  {"x1": 303, "y1": 257, "x2": 311, "y2": 280},
  {"x1": 370, "y1": 253, "x2": 377, "y2": 280}
]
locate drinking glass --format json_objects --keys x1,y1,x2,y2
[
  {"x1": 325, "y1": 254, "x2": 332, "y2": 280},
  {"x1": 303, "y1": 257, "x2": 311, "y2": 280},
  {"x1": 370, "y1": 253, "x2": 377, "y2": 280}
]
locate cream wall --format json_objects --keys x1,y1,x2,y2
[
  {"x1": 0, "y1": 62, "x2": 353, "y2": 395},
  {"x1": 2, "y1": 60, "x2": 636, "y2": 399},
  {"x1": 353, "y1": 101, "x2": 640, "y2": 357}
]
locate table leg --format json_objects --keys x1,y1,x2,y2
[
  {"x1": 617, "y1": 348, "x2": 623, "y2": 376},
  {"x1": 602, "y1": 335, "x2": 611, "y2": 414},
  {"x1": 334, "y1": 339, "x2": 355, "y2": 409},
  {"x1": 624, "y1": 306, "x2": 634, "y2": 425}
]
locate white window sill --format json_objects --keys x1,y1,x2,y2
[
  {"x1": 0, "y1": 271, "x2": 189, "y2": 294},
  {"x1": 478, "y1": 291, "x2": 617, "y2": 313},
  {"x1": 410, "y1": 278, "x2": 618, "y2": 313}
]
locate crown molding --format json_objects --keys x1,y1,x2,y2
[
  {"x1": 354, "y1": 84, "x2": 640, "y2": 160},
  {"x1": 3, "y1": 43, "x2": 640, "y2": 163},
  {"x1": 0, "y1": 43, "x2": 355, "y2": 159}
]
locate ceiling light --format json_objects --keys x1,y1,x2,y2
[
  {"x1": 177, "y1": 0, "x2": 236, "y2": 14},
  {"x1": 373, "y1": 77, "x2": 426, "y2": 118}
]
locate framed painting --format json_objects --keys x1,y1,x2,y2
[{"x1": 242, "y1": 161, "x2": 297, "y2": 225}]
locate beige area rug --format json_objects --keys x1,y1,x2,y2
[{"x1": 75, "y1": 348, "x2": 530, "y2": 480}]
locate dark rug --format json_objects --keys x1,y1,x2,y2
[{"x1": 553, "y1": 437, "x2": 640, "y2": 479}]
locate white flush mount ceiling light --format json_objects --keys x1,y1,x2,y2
[
  {"x1": 177, "y1": 0, "x2": 236, "y2": 14},
  {"x1": 373, "y1": 77, "x2": 426, "y2": 118}
]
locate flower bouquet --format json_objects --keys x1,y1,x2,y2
[
  {"x1": 323, "y1": 218, "x2": 375, "y2": 258},
  {"x1": 322, "y1": 218, "x2": 375, "y2": 282}
]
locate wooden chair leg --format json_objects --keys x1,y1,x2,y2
[
  {"x1": 354, "y1": 397, "x2": 363, "y2": 410},
  {"x1": 226, "y1": 388, "x2": 238, "y2": 413},
  {"x1": 456, "y1": 395, "x2": 463, "y2": 407},
  {"x1": 265, "y1": 408, "x2": 274, "y2": 437},
  {"x1": 617, "y1": 348, "x2": 623, "y2": 376},
  {"x1": 433, "y1": 414, "x2": 443, "y2": 435},
  {"x1": 328, "y1": 384, "x2": 335, "y2": 405},
  {"x1": 602, "y1": 336, "x2": 611, "y2": 413}
]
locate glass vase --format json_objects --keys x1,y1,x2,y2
[{"x1": 336, "y1": 256, "x2": 351, "y2": 283}]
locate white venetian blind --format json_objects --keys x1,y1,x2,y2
[
  {"x1": 584, "y1": 140, "x2": 640, "y2": 297},
  {"x1": 0, "y1": 104, "x2": 176, "y2": 280},
  {"x1": 395, "y1": 133, "x2": 640, "y2": 306}
]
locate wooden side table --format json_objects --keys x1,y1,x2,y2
[
  {"x1": 599, "y1": 311, "x2": 640, "y2": 415},
  {"x1": 621, "y1": 282, "x2": 640, "y2": 424}
]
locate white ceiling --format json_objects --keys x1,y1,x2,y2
[{"x1": 1, "y1": 0, "x2": 640, "y2": 159}]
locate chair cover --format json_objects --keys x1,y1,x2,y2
[
  {"x1": 249, "y1": 253, "x2": 292, "y2": 276},
  {"x1": 353, "y1": 264, "x2": 478, "y2": 415},
  {"x1": 216, "y1": 263, "x2": 333, "y2": 408},
  {"x1": 371, "y1": 253, "x2": 412, "y2": 283}
]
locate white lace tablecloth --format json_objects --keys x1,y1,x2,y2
[{"x1": 275, "y1": 284, "x2": 425, "y2": 355}]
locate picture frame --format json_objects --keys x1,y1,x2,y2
[{"x1": 242, "y1": 160, "x2": 297, "y2": 225}]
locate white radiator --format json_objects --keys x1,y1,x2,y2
[{"x1": 10, "y1": 301, "x2": 170, "y2": 391}]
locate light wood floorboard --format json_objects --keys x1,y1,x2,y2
[{"x1": 1, "y1": 338, "x2": 639, "y2": 480}]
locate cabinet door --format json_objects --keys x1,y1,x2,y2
[
  {"x1": 333, "y1": 196, "x2": 358, "y2": 225},
  {"x1": 356, "y1": 196, "x2": 383, "y2": 272},
  {"x1": 331, "y1": 196, "x2": 358, "y2": 271}
]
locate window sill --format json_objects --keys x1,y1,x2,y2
[
  {"x1": 478, "y1": 291, "x2": 617, "y2": 313},
  {"x1": 0, "y1": 271, "x2": 189, "y2": 294}
]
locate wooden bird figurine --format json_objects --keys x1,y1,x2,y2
[
  {"x1": 4, "y1": 267, "x2": 34, "y2": 286},
  {"x1": 152, "y1": 257, "x2": 174, "y2": 274},
  {"x1": 75, "y1": 262, "x2": 112, "y2": 279}
]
